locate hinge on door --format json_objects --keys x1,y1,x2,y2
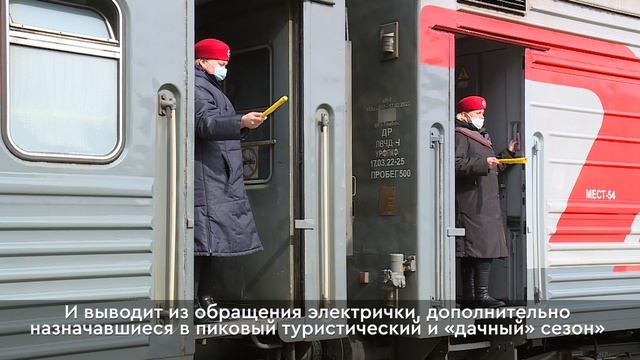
[
  {"x1": 294, "y1": 219, "x2": 315, "y2": 230},
  {"x1": 446, "y1": 227, "x2": 465, "y2": 237}
]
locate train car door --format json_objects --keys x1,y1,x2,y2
[
  {"x1": 193, "y1": 0, "x2": 348, "y2": 329},
  {"x1": 300, "y1": 0, "x2": 348, "y2": 310},
  {"x1": 0, "y1": 0, "x2": 191, "y2": 359}
]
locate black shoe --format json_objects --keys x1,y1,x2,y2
[
  {"x1": 199, "y1": 295, "x2": 217, "y2": 311},
  {"x1": 474, "y1": 289, "x2": 506, "y2": 308},
  {"x1": 473, "y1": 260, "x2": 506, "y2": 308},
  {"x1": 195, "y1": 295, "x2": 218, "y2": 324}
]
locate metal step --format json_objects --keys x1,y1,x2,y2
[{"x1": 449, "y1": 341, "x2": 492, "y2": 352}]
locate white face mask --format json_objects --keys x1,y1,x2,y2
[
  {"x1": 470, "y1": 116, "x2": 484, "y2": 129},
  {"x1": 213, "y1": 66, "x2": 227, "y2": 81}
]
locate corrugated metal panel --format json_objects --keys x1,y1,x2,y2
[
  {"x1": 0, "y1": 230, "x2": 152, "y2": 256},
  {"x1": 565, "y1": 0, "x2": 640, "y2": 17},
  {"x1": 458, "y1": 0, "x2": 527, "y2": 15},
  {"x1": 0, "y1": 184, "x2": 154, "y2": 299},
  {"x1": 0, "y1": 334, "x2": 149, "y2": 360},
  {"x1": 0, "y1": 179, "x2": 156, "y2": 358},
  {"x1": 547, "y1": 267, "x2": 640, "y2": 300},
  {"x1": 0, "y1": 173, "x2": 153, "y2": 197}
]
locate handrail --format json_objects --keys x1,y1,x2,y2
[
  {"x1": 531, "y1": 135, "x2": 544, "y2": 302},
  {"x1": 431, "y1": 128, "x2": 445, "y2": 301},
  {"x1": 318, "y1": 108, "x2": 332, "y2": 305},
  {"x1": 159, "y1": 90, "x2": 178, "y2": 305},
  {"x1": 168, "y1": 106, "x2": 177, "y2": 305}
]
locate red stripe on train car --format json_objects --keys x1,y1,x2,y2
[
  {"x1": 420, "y1": 5, "x2": 640, "y2": 244},
  {"x1": 613, "y1": 265, "x2": 640, "y2": 272}
]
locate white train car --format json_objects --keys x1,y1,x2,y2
[{"x1": 348, "y1": 0, "x2": 640, "y2": 358}]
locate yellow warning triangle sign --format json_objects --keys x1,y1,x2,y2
[{"x1": 457, "y1": 67, "x2": 470, "y2": 81}]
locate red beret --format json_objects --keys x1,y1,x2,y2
[
  {"x1": 195, "y1": 38, "x2": 230, "y2": 61},
  {"x1": 457, "y1": 96, "x2": 487, "y2": 113}
]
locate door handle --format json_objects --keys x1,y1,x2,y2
[{"x1": 158, "y1": 89, "x2": 178, "y2": 306}]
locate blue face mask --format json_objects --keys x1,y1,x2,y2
[{"x1": 213, "y1": 66, "x2": 227, "y2": 81}]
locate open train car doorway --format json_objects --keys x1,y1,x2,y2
[
  {"x1": 193, "y1": 0, "x2": 349, "y2": 346},
  {"x1": 454, "y1": 37, "x2": 527, "y2": 306},
  {"x1": 194, "y1": 0, "x2": 299, "y2": 306}
]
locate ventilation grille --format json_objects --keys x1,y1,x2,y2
[{"x1": 458, "y1": 0, "x2": 527, "y2": 16}]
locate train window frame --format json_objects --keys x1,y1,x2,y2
[
  {"x1": 223, "y1": 44, "x2": 274, "y2": 185},
  {"x1": 1, "y1": 0, "x2": 124, "y2": 164}
]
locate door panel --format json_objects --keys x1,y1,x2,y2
[{"x1": 301, "y1": 0, "x2": 348, "y2": 307}]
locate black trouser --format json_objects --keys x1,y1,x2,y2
[
  {"x1": 460, "y1": 257, "x2": 478, "y2": 301},
  {"x1": 194, "y1": 256, "x2": 215, "y2": 299},
  {"x1": 460, "y1": 257, "x2": 505, "y2": 307}
]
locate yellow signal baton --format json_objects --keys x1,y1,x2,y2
[
  {"x1": 262, "y1": 96, "x2": 289, "y2": 118},
  {"x1": 498, "y1": 157, "x2": 528, "y2": 165}
]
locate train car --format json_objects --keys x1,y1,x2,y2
[
  {"x1": 0, "y1": 0, "x2": 195, "y2": 358},
  {"x1": 0, "y1": 0, "x2": 348, "y2": 358},
  {"x1": 348, "y1": 0, "x2": 640, "y2": 359},
  {"x1": 1, "y1": 0, "x2": 640, "y2": 359}
]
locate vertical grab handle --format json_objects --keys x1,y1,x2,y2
[
  {"x1": 531, "y1": 134, "x2": 544, "y2": 303},
  {"x1": 431, "y1": 128, "x2": 445, "y2": 301},
  {"x1": 317, "y1": 106, "x2": 332, "y2": 306},
  {"x1": 159, "y1": 90, "x2": 178, "y2": 305}
]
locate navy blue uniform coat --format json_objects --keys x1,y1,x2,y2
[
  {"x1": 194, "y1": 66, "x2": 262, "y2": 256},
  {"x1": 454, "y1": 119, "x2": 509, "y2": 259}
]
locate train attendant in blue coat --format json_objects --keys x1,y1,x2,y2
[{"x1": 193, "y1": 38, "x2": 264, "y2": 312}]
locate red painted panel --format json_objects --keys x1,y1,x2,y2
[
  {"x1": 614, "y1": 265, "x2": 640, "y2": 272},
  {"x1": 420, "y1": 6, "x2": 640, "y2": 249}
]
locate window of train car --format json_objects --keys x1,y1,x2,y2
[
  {"x1": 224, "y1": 46, "x2": 274, "y2": 184},
  {"x1": 3, "y1": 0, "x2": 122, "y2": 163}
]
